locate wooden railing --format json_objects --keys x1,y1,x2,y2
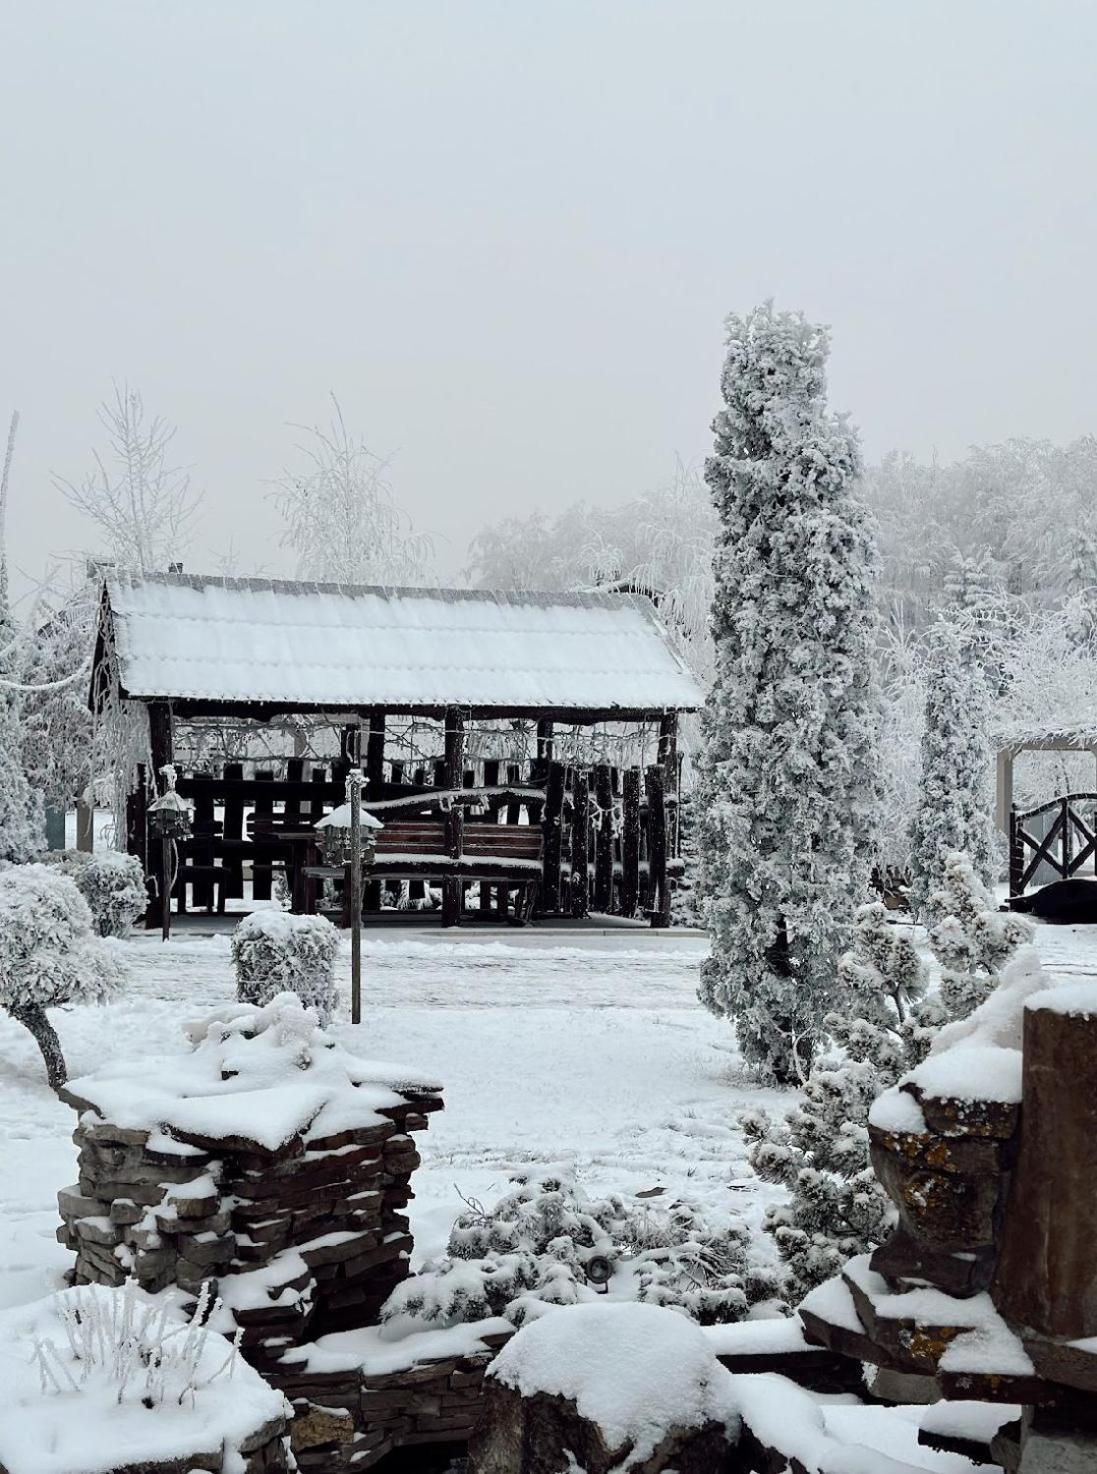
[{"x1": 1009, "y1": 792, "x2": 1097, "y2": 896}]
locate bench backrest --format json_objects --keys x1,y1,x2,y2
[{"x1": 375, "y1": 819, "x2": 542, "y2": 861}]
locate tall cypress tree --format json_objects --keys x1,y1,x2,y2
[
  {"x1": 908, "y1": 617, "x2": 997, "y2": 920},
  {"x1": 697, "y1": 303, "x2": 880, "y2": 1082}
]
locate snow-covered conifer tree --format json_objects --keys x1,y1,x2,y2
[
  {"x1": 696, "y1": 303, "x2": 880, "y2": 1081},
  {"x1": 908, "y1": 619, "x2": 998, "y2": 919}
]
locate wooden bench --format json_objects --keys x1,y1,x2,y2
[{"x1": 304, "y1": 818, "x2": 544, "y2": 924}]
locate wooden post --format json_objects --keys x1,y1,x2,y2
[
  {"x1": 593, "y1": 765, "x2": 614, "y2": 913},
  {"x1": 146, "y1": 702, "x2": 173, "y2": 933},
  {"x1": 126, "y1": 764, "x2": 148, "y2": 869},
  {"x1": 621, "y1": 767, "x2": 641, "y2": 918},
  {"x1": 994, "y1": 993, "x2": 1097, "y2": 1339},
  {"x1": 192, "y1": 785, "x2": 215, "y2": 911},
  {"x1": 534, "y1": 719, "x2": 554, "y2": 783},
  {"x1": 442, "y1": 707, "x2": 465, "y2": 927},
  {"x1": 76, "y1": 797, "x2": 95, "y2": 853},
  {"x1": 222, "y1": 763, "x2": 245, "y2": 900},
  {"x1": 364, "y1": 714, "x2": 386, "y2": 913},
  {"x1": 482, "y1": 760, "x2": 501, "y2": 915},
  {"x1": 658, "y1": 712, "x2": 679, "y2": 864},
  {"x1": 252, "y1": 771, "x2": 274, "y2": 901},
  {"x1": 570, "y1": 767, "x2": 590, "y2": 917},
  {"x1": 995, "y1": 747, "x2": 1014, "y2": 835},
  {"x1": 1009, "y1": 806, "x2": 1024, "y2": 899},
  {"x1": 541, "y1": 760, "x2": 566, "y2": 914},
  {"x1": 647, "y1": 763, "x2": 670, "y2": 928}
]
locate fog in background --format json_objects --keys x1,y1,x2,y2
[{"x1": 4, "y1": 0, "x2": 1096, "y2": 603}]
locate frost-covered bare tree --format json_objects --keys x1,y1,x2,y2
[
  {"x1": 467, "y1": 461, "x2": 716, "y2": 684},
  {"x1": 53, "y1": 386, "x2": 199, "y2": 574},
  {"x1": 0, "y1": 410, "x2": 45, "y2": 862},
  {"x1": 273, "y1": 396, "x2": 432, "y2": 586}
]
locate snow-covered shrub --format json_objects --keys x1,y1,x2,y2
[
  {"x1": 908, "y1": 618, "x2": 998, "y2": 920},
  {"x1": 696, "y1": 302, "x2": 881, "y2": 1083},
  {"x1": 381, "y1": 1173, "x2": 779, "y2": 1333},
  {"x1": 0, "y1": 863, "x2": 123, "y2": 1089},
  {"x1": 230, "y1": 911, "x2": 340, "y2": 1024},
  {"x1": 743, "y1": 903, "x2": 939, "y2": 1301},
  {"x1": 928, "y1": 851, "x2": 1033, "y2": 1019},
  {"x1": 56, "y1": 850, "x2": 147, "y2": 937}
]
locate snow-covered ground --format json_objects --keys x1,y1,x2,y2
[
  {"x1": 0, "y1": 928, "x2": 792, "y2": 1314},
  {"x1": 4, "y1": 917, "x2": 1095, "y2": 1325}
]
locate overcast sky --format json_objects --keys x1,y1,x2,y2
[{"x1": 4, "y1": 1, "x2": 1096, "y2": 604}]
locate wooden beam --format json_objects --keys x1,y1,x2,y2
[{"x1": 442, "y1": 707, "x2": 465, "y2": 927}]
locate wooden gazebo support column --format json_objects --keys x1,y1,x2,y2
[
  {"x1": 364, "y1": 711, "x2": 386, "y2": 912},
  {"x1": 649, "y1": 711, "x2": 678, "y2": 928},
  {"x1": 145, "y1": 700, "x2": 174, "y2": 933},
  {"x1": 442, "y1": 707, "x2": 465, "y2": 927}
]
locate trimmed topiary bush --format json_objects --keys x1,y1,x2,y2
[
  {"x1": 54, "y1": 850, "x2": 148, "y2": 937},
  {"x1": 230, "y1": 911, "x2": 340, "y2": 1023},
  {"x1": 0, "y1": 863, "x2": 124, "y2": 1089}
]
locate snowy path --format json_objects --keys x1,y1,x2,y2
[{"x1": 0, "y1": 932, "x2": 790, "y2": 1312}]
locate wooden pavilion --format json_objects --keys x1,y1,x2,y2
[{"x1": 91, "y1": 572, "x2": 704, "y2": 930}]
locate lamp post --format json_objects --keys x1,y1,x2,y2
[{"x1": 314, "y1": 780, "x2": 382, "y2": 1024}]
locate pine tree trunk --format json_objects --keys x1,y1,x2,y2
[{"x1": 7, "y1": 1003, "x2": 67, "y2": 1090}]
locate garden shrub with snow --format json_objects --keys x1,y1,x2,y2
[
  {"x1": 0, "y1": 862, "x2": 123, "y2": 1089},
  {"x1": 53, "y1": 849, "x2": 148, "y2": 937},
  {"x1": 743, "y1": 902, "x2": 940, "y2": 1300},
  {"x1": 0, "y1": 1281, "x2": 286, "y2": 1474},
  {"x1": 231, "y1": 910, "x2": 340, "y2": 1023},
  {"x1": 927, "y1": 851, "x2": 1033, "y2": 1019},
  {"x1": 381, "y1": 1172, "x2": 780, "y2": 1333},
  {"x1": 744, "y1": 867, "x2": 1034, "y2": 1302}
]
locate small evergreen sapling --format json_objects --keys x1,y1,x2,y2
[
  {"x1": 742, "y1": 903, "x2": 937, "y2": 1300},
  {"x1": 696, "y1": 302, "x2": 881, "y2": 1082},
  {"x1": 928, "y1": 851, "x2": 1033, "y2": 1019},
  {"x1": 0, "y1": 864, "x2": 123, "y2": 1088}
]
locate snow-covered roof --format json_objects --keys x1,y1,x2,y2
[{"x1": 100, "y1": 572, "x2": 703, "y2": 714}]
